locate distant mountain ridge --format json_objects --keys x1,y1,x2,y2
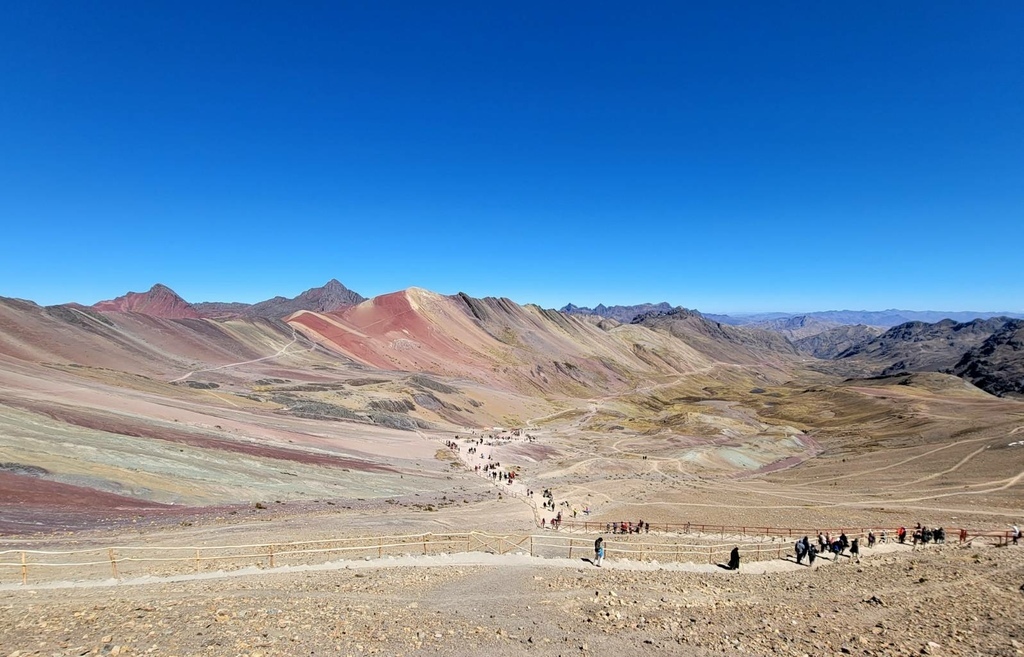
[
  {"x1": 826, "y1": 316, "x2": 1023, "y2": 397},
  {"x1": 92, "y1": 280, "x2": 365, "y2": 320},
  {"x1": 793, "y1": 325, "x2": 884, "y2": 359},
  {"x1": 711, "y1": 309, "x2": 1024, "y2": 327},
  {"x1": 561, "y1": 302, "x2": 673, "y2": 323},
  {"x1": 236, "y1": 279, "x2": 365, "y2": 318}
]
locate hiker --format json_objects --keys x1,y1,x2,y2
[
  {"x1": 831, "y1": 539, "x2": 844, "y2": 560},
  {"x1": 867, "y1": 531, "x2": 876, "y2": 548},
  {"x1": 1013, "y1": 525, "x2": 1021, "y2": 545},
  {"x1": 850, "y1": 538, "x2": 861, "y2": 563},
  {"x1": 795, "y1": 538, "x2": 807, "y2": 565},
  {"x1": 959, "y1": 528, "x2": 968, "y2": 544},
  {"x1": 898, "y1": 526, "x2": 906, "y2": 544},
  {"x1": 728, "y1": 547, "x2": 740, "y2": 571},
  {"x1": 595, "y1": 537, "x2": 605, "y2": 567},
  {"x1": 839, "y1": 532, "x2": 849, "y2": 551},
  {"x1": 807, "y1": 545, "x2": 817, "y2": 566},
  {"x1": 818, "y1": 533, "x2": 827, "y2": 553}
]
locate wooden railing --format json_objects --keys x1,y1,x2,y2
[{"x1": 1, "y1": 526, "x2": 1013, "y2": 586}]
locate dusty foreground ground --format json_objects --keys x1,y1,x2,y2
[{"x1": 2, "y1": 541, "x2": 1022, "y2": 657}]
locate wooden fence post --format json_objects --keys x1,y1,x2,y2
[
  {"x1": 195, "y1": 549, "x2": 201, "y2": 573},
  {"x1": 423, "y1": 534, "x2": 429, "y2": 555},
  {"x1": 20, "y1": 552, "x2": 27, "y2": 585},
  {"x1": 268, "y1": 545, "x2": 275, "y2": 568},
  {"x1": 108, "y1": 548, "x2": 119, "y2": 579},
  {"x1": 530, "y1": 535, "x2": 534, "y2": 557},
  {"x1": 378, "y1": 537, "x2": 383, "y2": 558},
  {"x1": 568, "y1": 539, "x2": 573, "y2": 560},
  {"x1": 708, "y1": 546, "x2": 713, "y2": 564}
]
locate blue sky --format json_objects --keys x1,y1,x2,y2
[{"x1": 1, "y1": 2, "x2": 1021, "y2": 313}]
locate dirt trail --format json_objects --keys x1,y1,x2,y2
[{"x1": 169, "y1": 328, "x2": 311, "y2": 383}]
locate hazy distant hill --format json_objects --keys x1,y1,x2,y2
[
  {"x1": 952, "y1": 319, "x2": 1024, "y2": 398},
  {"x1": 713, "y1": 309, "x2": 1024, "y2": 328},
  {"x1": 750, "y1": 315, "x2": 843, "y2": 340},
  {"x1": 561, "y1": 302, "x2": 673, "y2": 324},
  {"x1": 793, "y1": 325, "x2": 884, "y2": 359}
]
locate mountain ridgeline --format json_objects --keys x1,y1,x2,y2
[
  {"x1": 1, "y1": 283, "x2": 1019, "y2": 398},
  {"x1": 560, "y1": 302, "x2": 1023, "y2": 397},
  {"x1": 93, "y1": 279, "x2": 365, "y2": 320}
]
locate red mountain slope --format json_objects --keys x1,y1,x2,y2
[{"x1": 92, "y1": 284, "x2": 200, "y2": 319}]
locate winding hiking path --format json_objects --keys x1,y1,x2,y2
[{"x1": 169, "y1": 329, "x2": 312, "y2": 383}]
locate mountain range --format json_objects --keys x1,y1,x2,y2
[
  {"x1": 90, "y1": 279, "x2": 364, "y2": 319},
  {"x1": 564, "y1": 303, "x2": 1024, "y2": 329},
  {"x1": 1, "y1": 278, "x2": 1022, "y2": 527},
  {"x1": 0, "y1": 282, "x2": 1019, "y2": 398}
]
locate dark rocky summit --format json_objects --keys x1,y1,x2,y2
[
  {"x1": 561, "y1": 302, "x2": 674, "y2": 324},
  {"x1": 952, "y1": 319, "x2": 1024, "y2": 397},
  {"x1": 240, "y1": 279, "x2": 365, "y2": 318}
]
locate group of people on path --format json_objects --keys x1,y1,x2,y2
[{"x1": 792, "y1": 532, "x2": 860, "y2": 565}]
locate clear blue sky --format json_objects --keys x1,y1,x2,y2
[{"x1": 1, "y1": 2, "x2": 1021, "y2": 313}]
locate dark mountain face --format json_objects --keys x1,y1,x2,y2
[
  {"x1": 242, "y1": 279, "x2": 365, "y2": 318},
  {"x1": 560, "y1": 302, "x2": 673, "y2": 324},
  {"x1": 794, "y1": 325, "x2": 883, "y2": 359},
  {"x1": 952, "y1": 319, "x2": 1024, "y2": 398},
  {"x1": 837, "y1": 317, "x2": 1010, "y2": 372}
]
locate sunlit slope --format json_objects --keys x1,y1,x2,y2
[
  {"x1": 287, "y1": 288, "x2": 731, "y2": 396},
  {"x1": 0, "y1": 297, "x2": 347, "y2": 380}
]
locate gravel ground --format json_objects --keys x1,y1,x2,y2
[{"x1": 2, "y1": 540, "x2": 1022, "y2": 657}]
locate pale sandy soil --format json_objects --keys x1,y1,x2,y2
[{"x1": 1, "y1": 540, "x2": 1022, "y2": 656}]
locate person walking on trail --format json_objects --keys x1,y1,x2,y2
[
  {"x1": 595, "y1": 537, "x2": 605, "y2": 567},
  {"x1": 795, "y1": 538, "x2": 806, "y2": 565},
  {"x1": 1012, "y1": 525, "x2": 1020, "y2": 546},
  {"x1": 728, "y1": 546, "x2": 740, "y2": 571},
  {"x1": 850, "y1": 538, "x2": 861, "y2": 564}
]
